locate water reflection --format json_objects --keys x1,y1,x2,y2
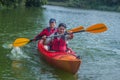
[{"x1": 53, "y1": 69, "x2": 78, "y2": 80}]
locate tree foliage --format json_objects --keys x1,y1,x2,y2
[
  {"x1": 48, "y1": 0, "x2": 68, "y2": 2},
  {"x1": 47, "y1": 0, "x2": 120, "y2": 11},
  {"x1": 48, "y1": 0, "x2": 120, "y2": 7},
  {"x1": 68, "y1": 0, "x2": 120, "y2": 8},
  {"x1": 0, "y1": 0, "x2": 47, "y2": 8},
  {"x1": 25, "y1": 0, "x2": 47, "y2": 7}
]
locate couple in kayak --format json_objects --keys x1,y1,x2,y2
[{"x1": 34, "y1": 18, "x2": 73, "y2": 52}]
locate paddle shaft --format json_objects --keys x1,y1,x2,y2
[
  {"x1": 73, "y1": 30, "x2": 85, "y2": 33},
  {"x1": 22, "y1": 25, "x2": 107, "y2": 43}
]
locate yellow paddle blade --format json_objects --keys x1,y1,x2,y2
[
  {"x1": 68, "y1": 26, "x2": 84, "y2": 33},
  {"x1": 86, "y1": 23, "x2": 108, "y2": 33},
  {"x1": 13, "y1": 38, "x2": 30, "y2": 47}
]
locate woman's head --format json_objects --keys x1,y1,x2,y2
[
  {"x1": 58, "y1": 23, "x2": 66, "y2": 28},
  {"x1": 57, "y1": 23, "x2": 67, "y2": 34}
]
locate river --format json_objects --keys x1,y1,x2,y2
[{"x1": 0, "y1": 5, "x2": 120, "y2": 80}]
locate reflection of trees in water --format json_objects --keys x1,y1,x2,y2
[
  {"x1": 38, "y1": 55, "x2": 79, "y2": 80},
  {"x1": 53, "y1": 68, "x2": 79, "y2": 80},
  {"x1": 0, "y1": 7, "x2": 44, "y2": 31},
  {"x1": 12, "y1": 60, "x2": 26, "y2": 79},
  {"x1": 12, "y1": 60, "x2": 24, "y2": 69}
]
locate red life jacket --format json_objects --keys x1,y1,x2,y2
[
  {"x1": 35, "y1": 27, "x2": 56, "y2": 40},
  {"x1": 40, "y1": 27, "x2": 56, "y2": 36},
  {"x1": 50, "y1": 33, "x2": 67, "y2": 52}
]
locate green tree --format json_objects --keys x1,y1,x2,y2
[
  {"x1": 48, "y1": 0, "x2": 68, "y2": 2},
  {"x1": 68, "y1": 0, "x2": 120, "y2": 8},
  {"x1": 25, "y1": 0, "x2": 47, "y2": 7},
  {"x1": 0, "y1": 0, "x2": 47, "y2": 8}
]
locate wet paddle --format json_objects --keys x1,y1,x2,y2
[
  {"x1": 13, "y1": 26, "x2": 84, "y2": 47},
  {"x1": 74, "y1": 23, "x2": 108, "y2": 33},
  {"x1": 68, "y1": 26, "x2": 84, "y2": 32}
]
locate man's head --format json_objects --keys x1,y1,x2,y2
[
  {"x1": 49, "y1": 18, "x2": 56, "y2": 23},
  {"x1": 49, "y1": 18, "x2": 56, "y2": 28}
]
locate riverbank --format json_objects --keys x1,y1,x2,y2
[{"x1": 47, "y1": 1, "x2": 120, "y2": 12}]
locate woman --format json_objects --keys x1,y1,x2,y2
[{"x1": 45, "y1": 23, "x2": 73, "y2": 52}]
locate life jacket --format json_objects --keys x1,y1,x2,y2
[
  {"x1": 43, "y1": 27, "x2": 56, "y2": 36},
  {"x1": 50, "y1": 32, "x2": 67, "y2": 52},
  {"x1": 35, "y1": 27, "x2": 56, "y2": 40}
]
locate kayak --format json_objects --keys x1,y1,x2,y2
[{"x1": 37, "y1": 40, "x2": 82, "y2": 74}]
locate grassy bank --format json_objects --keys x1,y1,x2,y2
[{"x1": 47, "y1": 1, "x2": 120, "y2": 12}]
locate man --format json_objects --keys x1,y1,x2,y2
[{"x1": 34, "y1": 18, "x2": 57, "y2": 41}]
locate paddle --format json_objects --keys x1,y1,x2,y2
[
  {"x1": 68, "y1": 26, "x2": 84, "y2": 32},
  {"x1": 73, "y1": 23, "x2": 108, "y2": 33},
  {"x1": 13, "y1": 26, "x2": 84, "y2": 47},
  {"x1": 13, "y1": 23, "x2": 107, "y2": 47}
]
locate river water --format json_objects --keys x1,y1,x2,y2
[{"x1": 0, "y1": 5, "x2": 120, "y2": 80}]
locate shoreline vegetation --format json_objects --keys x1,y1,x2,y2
[
  {"x1": 0, "y1": 0, "x2": 47, "y2": 9},
  {"x1": 47, "y1": 1, "x2": 120, "y2": 12},
  {"x1": 0, "y1": 0, "x2": 120, "y2": 12}
]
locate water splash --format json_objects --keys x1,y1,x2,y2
[
  {"x1": 2, "y1": 43, "x2": 13, "y2": 49},
  {"x1": 8, "y1": 47, "x2": 30, "y2": 60}
]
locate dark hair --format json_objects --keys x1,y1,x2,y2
[
  {"x1": 49, "y1": 18, "x2": 56, "y2": 23},
  {"x1": 58, "y1": 23, "x2": 67, "y2": 28}
]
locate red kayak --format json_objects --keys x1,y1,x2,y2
[{"x1": 37, "y1": 40, "x2": 82, "y2": 74}]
